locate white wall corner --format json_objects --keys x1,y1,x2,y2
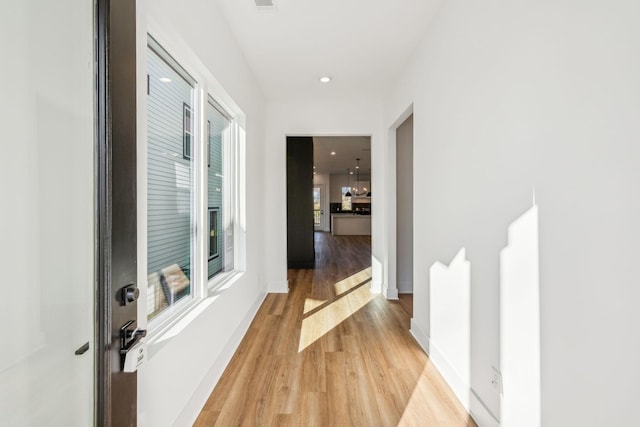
[
  {"x1": 267, "y1": 280, "x2": 289, "y2": 293},
  {"x1": 172, "y1": 292, "x2": 267, "y2": 427}
]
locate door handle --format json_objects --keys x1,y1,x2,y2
[
  {"x1": 119, "y1": 320, "x2": 147, "y2": 370},
  {"x1": 75, "y1": 341, "x2": 90, "y2": 356}
]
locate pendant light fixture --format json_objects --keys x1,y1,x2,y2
[{"x1": 345, "y1": 169, "x2": 352, "y2": 197}]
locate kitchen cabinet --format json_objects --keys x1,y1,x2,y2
[{"x1": 331, "y1": 214, "x2": 371, "y2": 236}]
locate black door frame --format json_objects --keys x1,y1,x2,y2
[{"x1": 96, "y1": 0, "x2": 139, "y2": 425}]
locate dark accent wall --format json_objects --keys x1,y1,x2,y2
[{"x1": 287, "y1": 137, "x2": 315, "y2": 268}]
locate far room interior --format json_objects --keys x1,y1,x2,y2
[
  {"x1": 312, "y1": 136, "x2": 372, "y2": 235},
  {"x1": 286, "y1": 135, "x2": 373, "y2": 273}
]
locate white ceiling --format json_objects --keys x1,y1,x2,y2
[
  {"x1": 215, "y1": 0, "x2": 442, "y2": 101},
  {"x1": 313, "y1": 136, "x2": 370, "y2": 175}
]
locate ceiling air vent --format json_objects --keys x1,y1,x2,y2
[{"x1": 254, "y1": 0, "x2": 277, "y2": 11}]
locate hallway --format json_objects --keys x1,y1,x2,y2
[{"x1": 194, "y1": 232, "x2": 475, "y2": 426}]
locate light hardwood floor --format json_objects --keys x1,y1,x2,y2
[
  {"x1": 397, "y1": 294, "x2": 413, "y2": 317},
  {"x1": 194, "y1": 232, "x2": 476, "y2": 426}
]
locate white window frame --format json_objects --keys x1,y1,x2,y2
[
  {"x1": 138, "y1": 27, "x2": 247, "y2": 342},
  {"x1": 206, "y1": 96, "x2": 236, "y2": 286},
  {"x1": 145, "y1": 35, "x2": 199, "y2": 327}
]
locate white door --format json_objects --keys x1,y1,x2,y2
[{"x1": 0, "y1": 1, "x2": 95, "y2": 425}]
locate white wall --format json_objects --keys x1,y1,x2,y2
[
  {"x1": 264, "y1": 100, "x2": 386, "y2": 293},
  {"x1": 136, "y1": 1, "x2": 267, "y2": 426},
  {"x1": 385, "y1": 0, "x2": 640, "y2": 425},
  {"x1": 396, "y1": 114, "x2": 414, "y2": 293},
  {"x1": 330, "y1": 173, "x2": 347, "y2": 202}
]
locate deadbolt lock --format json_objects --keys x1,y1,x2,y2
[{"x1": 119, "y1": 284, "x2": 139, "y2": 306}]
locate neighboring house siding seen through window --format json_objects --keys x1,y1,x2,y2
[
  {"x1": 146, "y1": 36, "x2": 238, "y2": 323},
  {"x1": 146, "y1": 38, "x2": 196, "y2": 320},
  {"x1": 207, "y1": 99, "x2": 233, "y2": 278}
]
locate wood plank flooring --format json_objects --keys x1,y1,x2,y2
[
  {"x1": 397, "y1": 294, "x2": 413, "y2": 317},
  {"x1": 194, "y1": 232, "x2": 475, "y2": 427}
]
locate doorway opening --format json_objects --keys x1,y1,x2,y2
[
  {"x1": 396, "y1": 114, "x2": 414, "y2": 316},
  {"x1": 286, "y1": 135, "x2": 373, "y2": 296},
  {"x1": 312, "y1": 136, "x2": 372, "y2": 235}
]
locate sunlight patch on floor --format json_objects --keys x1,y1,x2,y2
[
  {"x1": 333, "y1": 267, "x2": 372, "y2": 295},
  {"x1": 398, "y1": 365, "x2": 432, "y2": 426},
  {"x1": 299, "y1": 268, "x2": 374, "y2": 352},
  {"x1": 398, "y1": 361, "x2": 475, "y2": 426},
  {"x1": 303, "y1": 298, "x2": 325, "y2": 314},
  {"x1": 303, "y1": 267, "x2": 373, "y2": 316}
]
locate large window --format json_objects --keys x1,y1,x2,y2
[
  {"x1": 146, "y1": 37, "x2": 196, "y2": 320},
  {"x1": 146, "y1": 36, "x2": 238, "y2": 322}
]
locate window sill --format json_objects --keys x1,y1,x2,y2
[
  {"x1": 208, "y1": 269, "x2": 243, "y2": 294},
  {"x1": 145, "y1": 270, "x2": 245, "y2": 357}
]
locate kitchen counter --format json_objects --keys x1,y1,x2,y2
[{"x1": 331, "y1": 214, "x2": 371, "y2": 236}]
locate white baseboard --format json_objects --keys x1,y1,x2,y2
[
  {"x1": 385, "y1": 286, "x2": 399, "y2": 300},
  {"x1": 425, "y1": 338, "x2": 470, "y2": 413},
  {"x1": 173, "y1": 292, "x2": 267, "y2": 427},
  {"x1": 267, "y1": 280, "x2": 289, "y2": 293},
  {"x1": 409, "y1": 318, "x2": 430, "y2": 353},
  {"x1": 397, "y1": 281, "x2": 413, "y2": 293},
  {"x1": 469, "y1": 390, "x2": 500, "y2": 427},
  {"x1": 410, "y1": 319, "x2": 499, "y2": 427},
  {"x1": 381, "y1": 279, "x2": 398, "y2": 299}
]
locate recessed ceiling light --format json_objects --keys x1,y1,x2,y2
[
  {"x1": 255, "y1": 0, "x2": 277, "y2": 11},
  {"x1": 319, "y1": 76, "x2": 332, "y2": 83},
  {"x1": 159, "y1": 77, "x2": 172, "y2": 83},
  {"x1": 330, "y1": 151, "x2": 336, "y2": 155}
]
